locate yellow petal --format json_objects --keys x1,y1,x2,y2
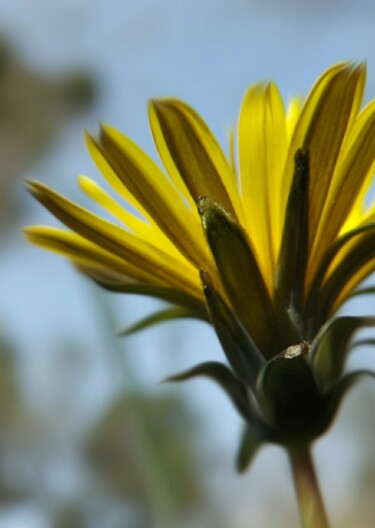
[
  {"x1": 78, "y1": 175, "x2": 148, "y2": 232},
  {"x1": 24, "y1": 226, "x2": 153, "y2": 284},
  {"x1": 26, "y1": 181, "x2": 201, "y2": 297},
  {"x1": 310, "y1": 98, "x2": 375, "y2": 269},
  {"x1": 97, "y1": 124, "x2": 213, "y2": 272},
  {"x1": 73, "y1": 263, "x2": 207, "y2": 315},
  {"x1": 284, "y1": 63, "x2": 366, "y2": 268},
  {"x1": 286, "y1": 97, "x2": 302, "y2": 139},
  {"x1": 351, "y1": 201, "x2": 375, "y2": 229},
  {"x1": 85, "y1": 132, "x2": 150, "y2": 219},
  {"x1": 238, "y1": 81, "x2": 287, "y2": 289},
  {"x1": 26, "y1": 228, "x2": 205, "y2": 309},
  {"x1": 227, "y1": 125, "x2": 237, "y2": 179},
  {"x1": 149, "y1": 98, "x2": 245, "y2": 224},
  {"x1": 78, "y1": 175, "x2": 181, "y2": 257},
  {"x1": 331, "y1": 257, "x2": 375, "y2": 315},
  {"x1": 317, "y1": 225, "x2": 375, "y2": 321}
]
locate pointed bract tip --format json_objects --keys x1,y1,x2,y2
[
  {"x1": 23, "y1": 179, "x2": 41, "y2": 196},
  {"x1": 197, "y1": 195, "x2": 231, "y2": 229},
  {"x1": 197, "y1": 195, "x2": 210, "y2": 216},
  {"x1": 149, "y1": 97, "x2": 175, "y2": 113},
  {"x1": 199, "y1": 268, "x2": 209, "y2": 285}
]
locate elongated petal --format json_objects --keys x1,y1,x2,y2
[
  {"x1": 311, "y1": 316, "x2": 375, "y2": 391},
  {"x1": 78, "y1": 175, "x2": 181, "y2": 256},
  {"x1": 304, "y1": 222, "x2": 375, "y2": 331},
  {"x1": 286, "y1": 97, "x2": 302, "y2": 138},
  {"x1": 26, "y1": 228, "x2": 207, "y2": 320},
  {"x1": 310, "y1": 98, "x2": 375, "y2": 272},
  {"x1": 228, "y1": 125, "x2": 237, "y2": 178},
  {"x1": 199, "y1": 197, "x2": 278, "y2": 356},
  {"x1": 78, "y1": 175, "x2": 150, "y2": 233},
  {"x1": 85, "y1": 132, "x2": 151, "y2": 219},
  {"x1": 26, "y1": 181, "x2": 201, "y2": 297},
  {"x1": 238, "y1": 82, "x2": 287, "y2": 282},
  {"x1": 95, "y1": 125, "x2": 213, "y2": 271},
  {"x1": 305, "y1": 64, "x2": 365, "y2": 239},
  {"x1": 149, "y1": 99, "x2": 245, "y2": 224},
  {"x1": 24, "y1": 226, "x2": 155, "y2": 284},
  {"x1": 333, "y1": 98, "x2": 375, "y2": 224},
  {"x1": 318, "y1": 228, "x2": 375, "y2": 322},
  {"x1": 330, "y1": 257, "x2": 375, "y2": 315},
  {"x1": 164, "y1": 361, "x2": 251, "y2": 421},
  {"x1": 74, "y1": 268, "x2": 207, "y2": 314},
  {"x1": 284, "y1": 63, "x2": 365, "y2": 261}
]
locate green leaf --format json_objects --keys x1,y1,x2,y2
[
  {"x1": 164, "y1": 361, "x2": 252, "y2": 421},
  {"x1": 276, "y1": 149, "x2": 309, "y2": 317},
  {"x1": 117, "y1": 307, "x2": 203, "y2": 336},
  {"x1": 310, "y1": 316, "x2": 375, "y2": 391},
  {"x1": 257, "y1": 343, "x2": 322, "y2": 436},
  {"x1": 201, "y1": 271, "x2": 265, "y2": 389},
  {"x1": 198, "y1": 196, "x2": 279, "y2": 357}
]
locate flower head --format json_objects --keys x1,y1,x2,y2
[{"x1": 26, "y1": 63, "x2": 375, "y2": 468}]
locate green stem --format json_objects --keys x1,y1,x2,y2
[{"x1": 289, "y1": 447, "x2": 329, "y2": 528}]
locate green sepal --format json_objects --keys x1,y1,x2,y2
[
  {"x1": 310, "y1": 316, "x2": 375, "y2": 391},
  {"x1": 198, "y1": 196, "x2": 278, "y2": 358},
  {"x1": 117, "y1": 306, "x2": 204, "y2": 336},
  {"x1": 276, "y1": 149, "x2": 309, "y2": 317},
  {"x1": 201, "y1": 270, "x2": 265, "y2": 389},
  {"x1": 163, "y1": 361, "x2": 252, "y2": 421},
  {"x1": 347, "y1": 286, "x2": 375, "y2": 299},
  {"x1": 256, "y1": 343, "x2": 323, "y2": 438},
  {"x1": 236, "y1": 424, "x2": 267, "y2": 473},
  {"x1": 350, "y1": 338, "x2": 375, "y2": 350},
  {"x1": 319, "y1": 369, "x2": 375, "y2": 434}
]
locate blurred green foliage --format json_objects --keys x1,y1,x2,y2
[
  {"x1": 85, "y1": 392, "x2": 203, "y2": 526},
  {"x1": 0, "y1": 37, "x2": 95, "y2": 233}
]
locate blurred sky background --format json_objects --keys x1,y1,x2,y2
[{"x1": 0, "y1": 1, "x2": 375, "y2": 527}]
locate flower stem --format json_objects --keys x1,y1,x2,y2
[{"x1": 289, "y1": 447, "x2": 329, "y2": 528}]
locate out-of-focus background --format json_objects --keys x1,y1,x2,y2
[{"x1": 0, "y1": 1, "x2": 375, "y2": 527}]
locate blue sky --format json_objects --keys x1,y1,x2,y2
[{"x1": 1, "y1": 0, "x2": 375, "y2": 525}]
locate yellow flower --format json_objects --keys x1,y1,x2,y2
[
  {"x1": 25, "y1": 62, "x2": 375, "y2": 354},
  {"x1": 25, "y1": 61, "x2": 375, "y2": 509}
]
